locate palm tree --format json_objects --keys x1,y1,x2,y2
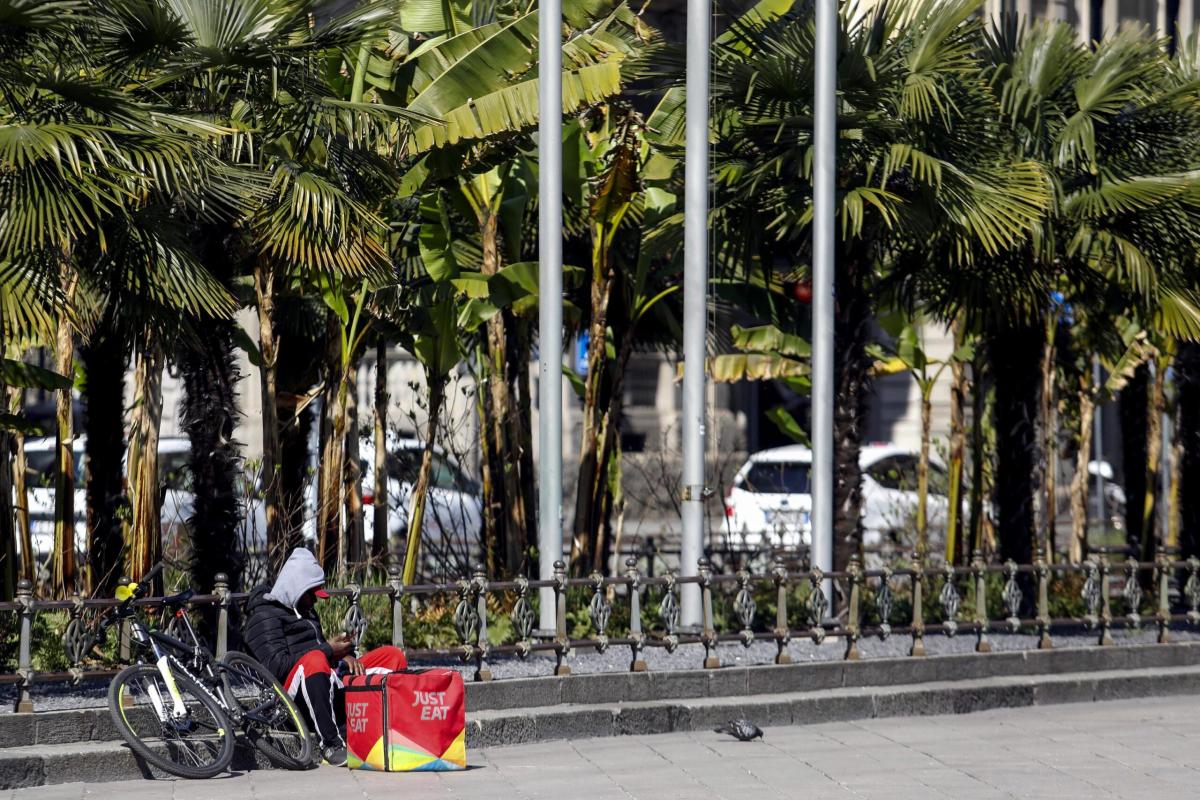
[
  {"x1": 916, "y1": 21, "x2": 1200, "y2": 565},
  {"x1": 676, "y1": 0, "x2": 1049, "y2": 569},
  {"x1": 0, "y1": 0, "x2": 240, "y2": 594}
]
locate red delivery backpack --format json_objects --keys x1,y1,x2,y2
[{"x1": 343, "y1": 670, "x2": 466, "y2": 771}]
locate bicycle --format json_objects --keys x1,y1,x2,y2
[{"x1": 99, "y1": 563, "x2": 314, "y2": 778}]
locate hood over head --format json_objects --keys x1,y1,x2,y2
[{"x1": 266, "y1": 548, "x2": 327, "y2": 610}]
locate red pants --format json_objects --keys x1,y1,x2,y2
[{"x1": 284, "y1": 645, "x2": 407, "y2": 748}]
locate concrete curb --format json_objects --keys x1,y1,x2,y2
[
  {"x1": 3, "y1": 642, "x2": 1199, "y2": 789},
  {"x1": 464, "y1": 664, "x2": 1200, "y2": 749}
]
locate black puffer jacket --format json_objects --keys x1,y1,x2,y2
[
  {"x1": 242, "y1": 586, "x2": 334, "y2": 681},
  {"x1": 241, "y1": 549, "x2": 335, "y2": 681}
]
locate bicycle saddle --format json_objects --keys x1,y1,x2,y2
[{"x1": 163, "y1": 588, "x2": 194, "y2": 608}]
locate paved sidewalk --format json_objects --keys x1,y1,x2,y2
[{"x1": 10, "y1": 696, "x2": 1199, "y2": 799}]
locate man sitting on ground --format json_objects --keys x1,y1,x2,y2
[{"x1": 243, "y1": 548, "x2": 407, "y2": 766}]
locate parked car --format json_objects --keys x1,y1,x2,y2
[
  {"x1": 359, "y1": 435, "x2": 484, "y2": 574},
  {"x1": 20, "y1": 436, "x2": 263, "y2": 564},
  {"x1": 724, "y1": 444, "x2": 951, "y2": 556}
]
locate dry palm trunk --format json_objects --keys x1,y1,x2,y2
[
  {"x1": 52, "y1": 258, "x2": 78, "y2": 596},
  {"x1": 0, "y1": 380, "x2": 13, "y2": 600},
  {"x1": 945, "y1": 323, "x2": 967, "y2": 564},
  {"x1": 1168, "y1": 420, "x2": 1182, "y2": 550},
  {"x1": 372, "y1": 341, "x2": 389, "y2": 567},
  {"x1": 127, "y1": 332, "x2": 164, "y2": 589},
  {"x1": 1141, "y1": 360, "x2": 1166, "y2": 564},
  {"x1": 403, "y1": 376, "x2": 444, "y2": 584},
  {"x1": 1040, "y1": 330, "x2": 1057, "y2": 559},
  {"x1": 968, "y1": 355, "x2": 987, "y2": 556},
  {"x1": 1069, "y1": 369, "x2": 1095, "y2": 564},
  {"x1": 917, "y1": 387, "x2": 932, "y2": 557},
  {"x1": 254, "y1": 257, "x2": 284, "y2": 573},
  {"x1": 480, "y1": 213, "x2": 524, "y2": 574},
  {"x1": 316, "y1": 314, "x2": 348, "y2": 578},
  {"x1": 344, "y1": 366, "x2": 365, "y2": 576},
  {"x1": 10, "y1": 386, "x2": 31, "y2": 583}
]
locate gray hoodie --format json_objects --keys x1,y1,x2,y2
[{"x1": 266, "y1": 548, "x2": 326, "y2": 611}]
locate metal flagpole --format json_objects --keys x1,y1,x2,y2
[
  {"x1": 811, "y1": 0, "x2": 836, "y2": 604},
  {"x1": 538, "y1": 0, "x2": 563, "y2": 631},
  {"x1": 680, "y1": 0, "x2": 712, "y2": 627}
]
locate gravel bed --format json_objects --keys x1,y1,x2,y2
[{"x1": 3, "y1": 624, "x2": 1197, "y2": 714}]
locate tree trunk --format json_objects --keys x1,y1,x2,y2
[
  {"x1": 344, "y1": 364, "x2": 365, "y2": 577},
  {"x1": 1069, "y1": 373, "x2": 1095, "y2": 564},
  {"x1": 968, "y1": 354, "x2": 987, "y2": 556},
  {"x1": 480, "y1": 213, "x2": 523, "y2": 574},
  {"x1": 1040, "y1": 329, "x2": 1057, "y2": 559},
  {"x1": 945, "y1": 323, "x2": 967, "y2": 564},
  {"x1": 572, "y1": 257, "x2": 615, "y2": 574},
  {"x1": 987, "y1": 322, "x2": 1043, "y2": 568},
  {"x1": 0, "y1": 377, "x2": 12, "y2": 600},
  {"x1": 52, "y1": 260, "x2": 77, "y2": 597},
  {"x1": 179, "y1": 320, "x2": 243, "y2": 595},
  {"x1": 278, "y1": 398, "x2": 313, "y2": 557},
  {"x1": 82, "y1": 321, "x2": 127, "y2": 595},
  {"x1": 1120, "y1": 362, "x2": 1149, "y2": 556},
  {"x1": 316, "y1": 313, "x2": 348, "y2": 578},
  {"x1": 1141, "y1": 360, "x2": 1165, "y2": 564},
  {"x1": 475, "y1": 344, "x2": 500, "y2": 576},
  {"x1": 917, "y1": 385, "x2": 932, "y2": 557},
  {"x1": 254, "y1": 257, "x2": 285, "y2": 573},
  {"x1": 402, "y1": 376, "x2": 444, "y2": 584},
  {"x1": 590, "y1": 330, "x2": 636, "y2": 574},
  {"x1": 127, "y1": 332, "x2": 164, "y2": 590},
  {"x1": 1179, "y1": 344, "x2": 1200, "y2": 559},
  {"x1": 372, "y1": 341, "x2": 389, "y2": 568},
  {"x1": 513, "y1": 319, "x2": 537, "y2": 574},
  {"x1": 832, "y1": 256, "x2": 872, "y2": 570},
  {"x1": 12, "y1": 386, "x2": 31, "y2": 585}
]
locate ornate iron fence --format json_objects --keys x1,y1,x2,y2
[{"x1": 4, "y1": 548, "x2": 1200, "y2": 713}]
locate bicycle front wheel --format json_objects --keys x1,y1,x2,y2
[
  {"x1": 219, "y1": 651, "x2": 314, "y2": 769},
  {"x1": 109, "y1": 662, "x2": 236, "y2": 779}
]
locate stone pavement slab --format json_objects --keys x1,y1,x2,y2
[{"x1": 9, "y1": 696, "x2": 1200, "y2": 799}]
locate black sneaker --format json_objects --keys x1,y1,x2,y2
[{"x1": 322, "y1": 745, "x2": 348, "y2": 767}]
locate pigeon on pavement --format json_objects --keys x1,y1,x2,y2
[{"x1": 714, "y1": 719, "x2": 764, "y2": 741}]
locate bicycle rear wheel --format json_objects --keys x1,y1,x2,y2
[
  {"x1": 108, "y1": 662, "x2": 236, "y2": 779},
  {"x1": 219, "y1": 651, "x2": 314, "y2": 769}
]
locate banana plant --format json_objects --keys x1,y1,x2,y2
[{"x1": 869, "y1": 314, "x2": 974, "y2": 558}]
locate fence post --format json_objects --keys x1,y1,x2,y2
[
  {"x1": 553, "y1": 560, "x2": 571, "y2": 676},
  {"x1": 625, "y1": 557, "x2": 646, "y2": 672},
  {"x1": 972, "y1": 549, "x2": 990, "y2": 653},
  {"x1": 388, "y1": 564, "x2": 405, "y2": 649},
  {"x1": 1156, "y1": 551, "x2": 1171, "y2": 644},
  {"x1": 772, "y1": 556, "x2": 792, "y2": 665},
  {"x1": 699, "y1": 557, "x2": 719, "y2": 669},
  {"x1": 15, "y1": 579, "x2": 33, "y2": 713},
  {"x1": 1098, "y1": 554, "x2": 1114, "y2": 645},
  {"x1": 1123, "y1": 556, "x2": 1142, "y2": 628},
  {"x1": 1035, "y1": 551, "x2": 1052, "y2": 650},
  {"x1": 473, "y1": 564, "x2": 492, "y2": 682},
  {"x1": 910, "y1": 553, "x2": 926, "y2": 657},
  {"x1": 845, "y1": 555, "x2": 861, "y2": 661},
  {"x1": 214, "y1": 573, "x2": 230, "y2": 659}
]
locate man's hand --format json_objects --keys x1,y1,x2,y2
[
  {"x1": 329, "y1": 634, "x2": 355, "y2": 660},
  {"x1": 342, "y1": 655, "x2": 364, "y2": 677}
]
